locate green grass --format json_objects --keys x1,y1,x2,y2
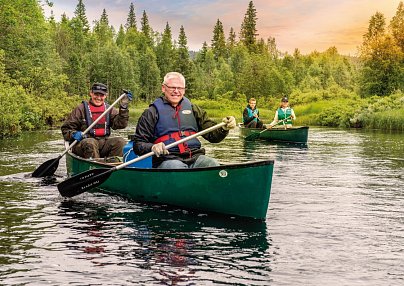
[
  {"x1": 128, "y1": 97, "x2": 404, "y2": 130},
  {"x1": 363, "y1": 109, "x2": 404, "y2": 130}
]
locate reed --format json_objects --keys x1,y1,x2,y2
[{"x1": 363, "y1": 109, "x2": 404, "y2": 131}]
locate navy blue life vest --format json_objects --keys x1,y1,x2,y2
[
  {"x1": 83, "y1": 101, "x2": 111, "y2": 137},
  {"x1": 152, "y1": 97, "x2": 201, "y2": 154}
]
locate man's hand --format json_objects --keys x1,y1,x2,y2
[
  {"x1": 222, "y1": 116, "x2": 236, "y2": 130},
  {"x1": 151, "y1": 142, "x2": 169, "y2": 157},
  {"x1": 120, "y1": 91, "x2": 133, "y2": 109},
  {"x1": 72, "y1": 131, "x2": 85, "y2": 142}
]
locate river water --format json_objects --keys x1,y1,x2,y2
[{"x1": 0, "y1": 126, "x2": 403, "y2": 285}]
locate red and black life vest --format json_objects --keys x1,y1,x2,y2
[
  {"x1": 152, "y1": 97, "x2": 201, "y2": 154},
  {"x1": 83, "y1": 101, "x2": 111, "y2": 137}
]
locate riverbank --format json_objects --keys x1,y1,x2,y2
[{"x1": 130, "y1": 92, "x2": 404, "y2": 131}]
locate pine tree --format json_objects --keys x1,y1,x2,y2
[
  {"x1": 211, "y1": 19, "x2": 226, "y2": 59},
  {"x1": 125, "y1": 2, "x2": 137, "y2": 31},
  {"x1": 240, "y1": 1, "x2": 258, "y2": 52},
  {"x1": 197, "y1": 41, "x2": 209, "y2": 63},
  {"x1": 100, "y1": 9, "x2": 109, "y2": 26},
  {"x1": 175, "y1": 26, "x2": 190, "y2": 72},
  {"x1": 175, "y1": 26, "x2": 195, "y2": 97},
  {"x1": 140, "y1": 10, "x2": 153, "y2": 46},
  {"x1": 227, "y1": 27, "x2": 236, "y2": 49},
  {"x1": 116, "y1": 24, "x2": 126, "y2": 47},
  {"x1": 93, "y1": 9, "x2": 114, "y2": 43},
  {"x1": 156, "y1": 22, "x2": 174, "y2": 78},
  {"x1": 74, "y1": 0, "x2": 89, "y2": 32}
]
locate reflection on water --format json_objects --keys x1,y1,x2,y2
[
  {"x1": 0, "y1": 185, "x2": 270, "y2": 285},
  {"x1": 55, "y1": 199, "x2": 269, "y2": 285},
  {"x1": 0, "y1": 126, "x2": 403, "y2": 285}
]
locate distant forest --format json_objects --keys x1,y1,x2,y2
[{"x1": 0, "y1": 0, "x2": 403, "y2": 137}]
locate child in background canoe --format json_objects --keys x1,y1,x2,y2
[
  {"x1": 268, "y1": 97, "x2": 296, "y2": 129},
  {"x1": 243, "y1": 98, "x2": 264, "y2": 128}
]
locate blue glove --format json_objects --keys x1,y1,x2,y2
[
  {"x1": 126, "y1": 91, "x2": 133, "y2": 101},
  {"x1": 72, "y1": 131, "x2": 84, "y2": 142}
]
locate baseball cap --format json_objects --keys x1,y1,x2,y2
[{"x1": 91, "y1": 83, "x2": 108, "y2": 95}]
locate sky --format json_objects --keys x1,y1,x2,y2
[{"x1": 42, "y1": 0, "x2": 402, "y2": 56}]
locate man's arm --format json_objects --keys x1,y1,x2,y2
[
  {"x1": 61, "y1": 105, "x2": 84, "y2": 141},
  {"x1": 110, "y1": 106, "x2": 129, "y2": 130},
  {"x1": 291, "y1": 109, "x2": 296, "y2": 120},
  {"x1": 192, "y1": 104, "x2": 228, "y2": 143}
]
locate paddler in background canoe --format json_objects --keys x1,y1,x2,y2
[
  {"x1": 133, "y1": 72, "x2": 236, "y2": 169},
  {"x1": 243, "y1": 97, "x2": 264, "y2": 128},
  {"x1": 267, "y1": 96, "x2": 296, "y2": 129}
]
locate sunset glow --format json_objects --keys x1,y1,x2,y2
[{"x1": 43, "y1": 0, "x2": 402, "y2": 55}]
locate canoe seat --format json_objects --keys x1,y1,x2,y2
[{"x1": 123, "y1": 141, "x2": 152, "y2": 168}]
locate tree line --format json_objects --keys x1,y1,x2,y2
[{"x1": 0, "y1": 0, "x2": 403, "y2": 138}]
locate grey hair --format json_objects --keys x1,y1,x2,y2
[{"x1": 163, "y1": 72, "x2": 186, "y2": 86}]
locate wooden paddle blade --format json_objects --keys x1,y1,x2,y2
[
  {"x1": 32, "y1": 157, "x2": 60, "y2": 177},
  {"x1": 57, "y1": 168, "x2": 112, "y2": 198}
]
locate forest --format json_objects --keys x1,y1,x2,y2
[{"x1": 0, "y1": 0, "x2": 403, "y2": 138}]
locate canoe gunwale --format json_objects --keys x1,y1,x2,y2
[{"x1": 67, "y1": 150, "x2": 275, "y2": 172}]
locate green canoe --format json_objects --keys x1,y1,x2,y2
[
  {"x1": 65, "y1": 152, "x2": 274, "y2": 220},
  {"x1": 240, "y1": 126, "x2": 309, "y2": 144}
]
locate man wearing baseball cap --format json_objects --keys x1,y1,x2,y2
[
  {"x1": 61, "y1": 82, "x2": 132, "y2": 159},
  {"x1": 268, "y1": 96, "x2": 296, "y2": 128}
]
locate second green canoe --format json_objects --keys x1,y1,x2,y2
[{"x1": 240, "y1": 126, "x2": 309, "y2": 144}]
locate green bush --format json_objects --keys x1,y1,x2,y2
[{"x1": 0, "y1": 82, "x2": 25, "y2": 137}]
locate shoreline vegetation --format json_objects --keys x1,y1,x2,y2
[
  {"x1": 1, "y1": 1, "x2": 403, "y2": 138},
  {"x1": 132, "y1": 90, "x2": 404, "y2": 131}
]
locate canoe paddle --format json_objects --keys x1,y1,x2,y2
[
  {"x1": 31, "y1": 90, "x2": 131, "y2": 178},
  {"x1": 57, "y1": 122, "x2": 227, "y2": 198},
  {"x1": 245, "y1": 116, "x2": 292, "y2": 141}
]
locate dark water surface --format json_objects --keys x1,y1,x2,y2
[{"x1": 0, "y1": 126, "x2": 403, "y2": 285}]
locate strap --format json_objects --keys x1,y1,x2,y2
[{"x1": 154, "y1": 131, "x2": 196, "y2": 153}]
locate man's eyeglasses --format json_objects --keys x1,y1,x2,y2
[{"x1": 164, "y1": 84, "x2": 186, "y2": 93}]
